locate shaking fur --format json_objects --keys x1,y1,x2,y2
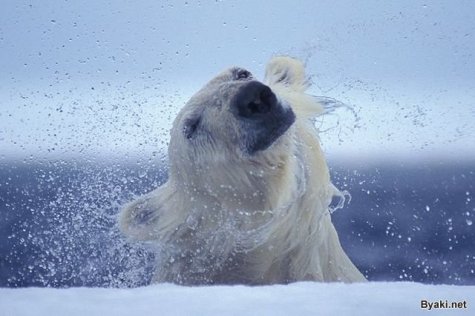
[{"x1": 119, "y1": 56, "x2": 366, "y2": 284}]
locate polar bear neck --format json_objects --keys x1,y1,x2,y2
[{"x1": 169, "y1": 128, "x2": 300, "y2": 213}]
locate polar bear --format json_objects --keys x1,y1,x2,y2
[{"x1": 119, "y1": 56, "x2": 366, "y2": 285}]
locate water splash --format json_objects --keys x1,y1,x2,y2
[
  {"x1": 329, "y1": 185, "x2": 352, "y2": 214},
  {"x1": 311, "y1": 95, "x2": 361, "y2": 142},
  {"x1": 3, "y1": 160, "x2": 166, "y2": 287}
]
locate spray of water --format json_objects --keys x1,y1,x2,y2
[{"x1": 4, "y1": 159, "x2": 166, "y2": 287}]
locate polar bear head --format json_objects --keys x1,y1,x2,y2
[
  {"x1": 167, "y1": 66, "x2": 296, "y2": 194},
  {"x1": 120, "y1": 58, "x2": 304, "y2": 242},
  {"x1": 170, "y1": 67, "x2": 295, "y2": 162}
]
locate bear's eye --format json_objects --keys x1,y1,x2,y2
[
  {"x1": 183, "y1": 116, "x2": 201, "y2": 140},
  {"x1": 235, "y1": 69, "x2": 252, "y2": 80}
]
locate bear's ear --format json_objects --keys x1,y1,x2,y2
[
  {"x1": 119, "y1": 185, "x2": 184, "y2": 241},
  {"x1": 264, "y1": 56, "x2": 308, "y2": 91}
]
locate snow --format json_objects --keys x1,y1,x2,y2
[{"x1": 1, "y1": 282, "x2": 471, "y2": 316}]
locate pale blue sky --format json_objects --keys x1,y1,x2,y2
[{"x1": 1, "y1": 0, "x2": 474, "y2": 162}]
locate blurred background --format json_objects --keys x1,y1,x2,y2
[{"x1": 0, "y1": 0, "x2": 473, "y2": 287}]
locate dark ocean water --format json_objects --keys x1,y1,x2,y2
[{"x1": 0, "y1": 159, "x2": 473, "y2": 287}]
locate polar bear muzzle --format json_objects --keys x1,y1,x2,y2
[
  {"x1": 231, "y1": 80, "x2": 296, "y2": 155},
  {"x1": 233, "y1": 81, "x2": 276, "y2": 118}
]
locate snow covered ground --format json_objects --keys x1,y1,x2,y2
[{"x1": 1, "y1": 282, "x2": 471, "y2": 316}]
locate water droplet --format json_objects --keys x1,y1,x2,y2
[
  {"x1": 466, "y1": 219, "x2": 473, "y2": 226},
  {"x1": 138, "y1": 170, "x2": 147, "y2": 178}
]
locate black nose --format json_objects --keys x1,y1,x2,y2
[{"x1": 234, "y1": 81, "x2": 277, "y2": 118}]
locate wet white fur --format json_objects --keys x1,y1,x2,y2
[{"x1": 119, "y1": 56, "x2": 366, "y2": 284}]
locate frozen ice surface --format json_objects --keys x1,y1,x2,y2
[{"x1": 1, "y1": 282, "x2": 472, "y2": 316}]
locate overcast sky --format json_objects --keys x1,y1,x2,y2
[{"x1": 1, "y1": 0, "x2": 474, "y2": 162}]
